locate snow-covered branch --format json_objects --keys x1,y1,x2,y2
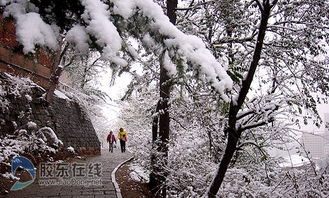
[
  {"x1": 213, "y1": 33, "x2": 258, "y2": 45},
  {"x1": 236, "y1": 140, "x2": 266, "y2": 156},
  {"x1": 2, "y1": 0, "x2": 233, "y2": 100},
  {"x1": 113, "y1": 0, "x2": 233, "y2": 99},
  {"x1": 236, "y1": 104, "x2": 279, "y2": 121},
  {"x1": 238, "y1": 118, "x2": 274, "y2": 133}
]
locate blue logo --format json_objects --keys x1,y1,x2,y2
[{"x1": 11, "y1": 156, "x2": 36, "y2": 191}]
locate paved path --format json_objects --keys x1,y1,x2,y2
[{"x1": 2, "y1": 149, "x2": 133, "y2": 198}]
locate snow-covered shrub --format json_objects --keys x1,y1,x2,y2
[
  {"x1": 118, "y1": 97, "x2": 154, "y2": 167},
  {"x1": 129, "y1": 162, "x2": 150, "y2": 184},
  {"x1": 67, "y1": 146, "x2": 75, "y2": 153},
  {"x1": 117, "y1": 84, "x2": 329, "y2": 197},
  {"x1": 0, "y1": 73, "x2": 63, "y2": 173},
  {"x1": 0, "y1": 138, "x2": 28, "y2": 165},
  {"x1": 118, "y1": 85, "x2": 226, "y2": 196},
  {"x1": 35, "y1": 127, "x2": 63, "y2": 148},
  {"x1": 166, "y1": 139, "x2": 216, "y2": 197},
  {"x1": 269, "y1": 166, "x2": 329, "y2": 198},
  {"x1": 1, "y1": 123, "x2": 63, "y2": 162}
]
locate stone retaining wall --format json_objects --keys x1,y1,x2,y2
[
  {"x1": 0, "y1": 73, "x2": 101, "y2": 155},
  {"x1": 51, "y1": 96, "x2": 101, "y2": 154}
]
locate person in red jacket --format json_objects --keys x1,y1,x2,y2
[{"x1": 106, "y1": 131, "x2": 116, "y2": 153}]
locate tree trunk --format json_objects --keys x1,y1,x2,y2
[
  {"x1": 149, "y1": 1, "x2": 177, "y2": 197},
  {"x1": 167, "y1": 0, "x2": 178, "y2": 24},
  {"x1": 45, "y1": 49, "x2": 62, "y2": 102},
  {"x1": 150, "y1": 102, "x2": 160, "y2": 192},
  {"x1": 158, "y1": 55, "x2": 171, "y2": 197},
  {"x1": 149, "y1": 50, "x2": 172, "y2": 196},
  {"x1": 207, "y1": 1, "x2": 274, "y2": 197},
  {"x1": 208, "y1": 129, "x2": 239, "y2": 198},
  {"x1": 45, "y1": 41, "x2": 67, "y2": 102}
]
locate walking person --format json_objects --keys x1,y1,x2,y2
[
  {"x1": 118, "y1": 128, "x2": 127, "y2": 153},
  {"x1": 107, "y1": 131, "x2": 116, "y2": 153}
]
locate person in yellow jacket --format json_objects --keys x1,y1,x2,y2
[{"x1": 118, "y1": 128, "x2": 127, "y2": 153}]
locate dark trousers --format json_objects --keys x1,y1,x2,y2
[
  {"x1": 120, "y1": 139, "x2": 126, "y2": 152},
  {"x1": 109, "y1": 142, "x2": 114, "y2": 152}
]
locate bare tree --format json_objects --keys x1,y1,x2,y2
[{"x1": 207, "y1": 0, "x2": 278, "y2": 197}]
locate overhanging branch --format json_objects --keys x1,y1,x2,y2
[{"x1": 238, "y1": 117, "x2": 274, "y2": 133}]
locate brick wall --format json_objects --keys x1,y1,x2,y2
[{"x1": 0, "y1": 14, "x2": 55, "y2": 89}]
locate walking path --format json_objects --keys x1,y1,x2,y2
[{"x1": 1, "y1": 149, "x2": 133, "y2": 198}]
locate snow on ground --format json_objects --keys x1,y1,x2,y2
[
  {"x1": 129, "y1": 163, "x2": 149, "y2": 183},
  {"x1": 279, "y1": 154, "x2": 310, "y2": 168},
  {"x1": 54, "y1": 90, "x2": 71, "y2": 100},
  {"x1": 27, "y1": 121, "x2": 37, "y2": 130},
  {"x1": 67, "y1": 146, "x2": 75, "y2": 153},
  {"x1": 1, "y1": 172, "x2": 19, "y2": 180},
  {"x1": 0, "y1": 73, "x2": 62, "y2": 167}
]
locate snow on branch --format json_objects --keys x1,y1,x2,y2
[
  {"x1": 66, "y1": 25, "x2": 90, "y2": 54},
  {"x1": 238, "y1": 118, "x2": 274, "y2": 133},
  {"x1": 237, "y1": 140, "x2": 265, "y2": 155},
  {"x1": 112, "y1": 0, "x2": 233, "y2": 100},
  {"x1": 2, "y1": 0, "x2": 127, "y2": 65},
  {"x1": 236, "y1": 103, "x2": 279, "y2": 133},
  {"x1": 2, "y1": 0, "x2": 232, "y2": 99},
  {"x1": 80, "y1": 0, "x2": 127, "y2": 66},
  {"x1": 163, "y1": 51, "x2": 177, "y2": 76},
  {"x1": 236, "y1": 104, "x2": 279, "y2": 121},
  {"x1": 4, "y1": 2, "x2": 59, "y2": 53}
]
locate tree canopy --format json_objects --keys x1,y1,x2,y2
[{"x1": 0, "y1": 0, "x2": 232, "y2": 98}]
